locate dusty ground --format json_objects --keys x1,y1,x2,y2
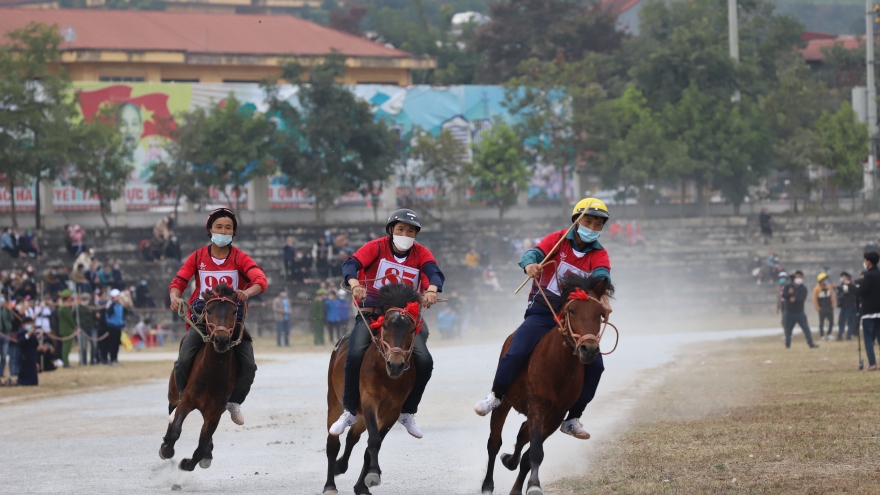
[
  {"x1": 552, "y1": 334, "x2": 880, "y2": 495},
  {"x1": 0, "y1": 326, "x2": 779, "y2": 494}
]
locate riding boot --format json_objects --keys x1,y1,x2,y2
[
  {"x1": 173, "y1": 326, "x2": 206, "y2": 395},
  {"x1": 565, "y1": 354, "x2": 604, "y2": 421},
  {"x1": 229, "y1": 336, "x2": 256, "y2": 404},
  {"x1": 401, "y1": 333, "x2": 433, "y2": 414}
]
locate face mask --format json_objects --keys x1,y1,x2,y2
[
  {"x1": 778, "y1": 279, "x2": 786, "y2": 285},
  {"x1": 24, "y1": 325, "x2": 32, "y2": 331},
  {"x1": 171, "y1": 237, "x2": 177, "y2": 242},
  {"x1": 392, "y1": 235, "x2": 415, "y2": 251},
  {"x1": 211, "y1": 233, "x2": 233, "y2": 247},
  {"x1": 141, "y1": 281, "x2": 147, "y2": 286},
  {"x1": 794, "y1": 278, "x2": 803, "y2": 285},
  {"x1": 840, "y1": 277, "x2": 845, "y2": 284},
  {"x1": 577, "y1": 225, "x2": 601, "y2": 243}
]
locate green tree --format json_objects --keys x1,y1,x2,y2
[
  {"x1": 817, "y1": 102, "x2": 868, "y2": 208},
  {"x1": 472, "y1": 122, "x2": 529, "y2": 218},
  {"x1": 67, "y1": 116, "x2": 135, "y2": 227},
  {"x1": 265, "y1": 53, "x2": 397, "y2": 222},
  {"x1": 409, "y1": 128, "x2": 468, "y2": 214}
]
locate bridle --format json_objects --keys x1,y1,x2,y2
[
  {"x1": 359, "y1": 301, "x2": 421, "y2": 370},
  {"x1": 179, "y1": 295, "x2": 245, "y2": 348}
]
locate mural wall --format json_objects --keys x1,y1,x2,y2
[{"x1": 0, "y1": 83, "x2": 576, "y2": 212}]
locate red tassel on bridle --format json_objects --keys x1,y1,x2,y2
[{"x1": 369, "y1": 300, "x2": 423, "y2": 334}]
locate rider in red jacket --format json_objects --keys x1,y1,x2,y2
[{"x1": 168, "y1": 208, "x2": 268, "y2": 425}]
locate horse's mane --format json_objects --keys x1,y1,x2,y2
[
  {"x1": 559, "y1": 272, "x2": 615, "y2": 302},
  {"x1": 378, "y1": 283, "x2": 420, "y2": 311},
  {"x1": 201, "y1": 283, "x2": 237, "y2": 301}
]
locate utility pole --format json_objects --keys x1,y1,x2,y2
[
  {"x1": 728, "y1": 0, "x2": 741, "y2": 102},
  {"x1": 866, "y1": 0, "x2": 878, "y2": 201}
]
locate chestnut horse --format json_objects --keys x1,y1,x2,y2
[
  {"x1": 323, "y1": 283, "x2": 422, "y2": 495},
  {"x1": 159, "y1": 284, "x2": 248, "y2": 471},
  {"x1": 481, "y1": 273, "x2": 615, "y2": 495}
]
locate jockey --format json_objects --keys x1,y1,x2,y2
[
  {"x1": 474, "y1": 198, "x2": 613, "y2": 440},
  {"x1": 168, "y1": 208, "x2": 268, "y2": 426},
  {"x1": 329, "y1": 208, "x2": 445, "y2": 439}
]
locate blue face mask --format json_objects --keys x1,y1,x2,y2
[
  {"x1": 577, "y1": 225, "x2": 601, "y2": 243},
  {"x1": 211, "y1": 233, "x2": 233, "y2": 247}
]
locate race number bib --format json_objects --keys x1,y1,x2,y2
[
  {"x1": 198, "y1": 270, "x2": 239, "y2": 298},
  {"x1": 373, "y1": 259, "x2": 421, "y2": 290},
  {"x1": 546, "y1": 261, "x2": 589, "y2": 295}
]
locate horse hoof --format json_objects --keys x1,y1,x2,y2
[
  {"x1": 322, "y1": 488, "x2": 338, "y2": 495},
  {"x1": 526, "y1": 486, "x2": 543, "y2": 495},
  {"x1": 159, "y1": 444, "x2": 174, "y2": 460},
  {"x1": 500, "y1": 453, "x2": 518, "y2": 471},
  {"x1": 365, "y1": 472, "x2": 381, "y2": 487},
  {"x1": 199, "y1": 458, "x2": 211, "y2": 469},
  {"x1": 178, "y1": 459, "x2": 195, "y2": 472}
]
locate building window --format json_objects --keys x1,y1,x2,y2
[
  {"x1": 99, "y1": 76, "x2": 146, "y2": 82},
  {"x1": 161, "y1": 79, "x2": 200, "y2": 83}
]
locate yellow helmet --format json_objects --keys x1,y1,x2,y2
[
  {"x1": 817, "y1": 272, "x2": 827, "y2": 282},
  {"x1": 572, "y1": 197, "x2": 610, "y2": 222}
]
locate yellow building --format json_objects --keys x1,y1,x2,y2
[{"x1": 0, "y1": 8, "x2": 434, "y2": 85}]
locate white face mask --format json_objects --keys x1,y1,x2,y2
[
  {"x1": 794, "y1": 278, "x2": 804, "y2": 285},
  {"x1": 392, "y1": 235, "x2": 415, "y2": 251}
]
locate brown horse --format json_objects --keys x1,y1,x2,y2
[
  {"x1": 481, "y1": 273, "x2": 615, "y2": 495},
  {"x1": 323, "y1": 283, "x2": 421, "y2": 495},
  {"x1": 159, "y1": 284, "x2": 247, "y2": 471}
]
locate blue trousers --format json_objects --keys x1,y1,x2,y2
[
  {"x1": 492, "y1": 306, "x2": 604, "y2": 420},
  {"x1": 784, "y1": 312, "x2": 815, "y2": 348},
  {"x1": 838, "y1": 308, "x2": 856, "y2": 340},
  {"x1": 863, "y1": 318, "x2": 880, "y2": 367}
]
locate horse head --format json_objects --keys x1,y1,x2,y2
[
  {"x1": 559, "y1": 273, "x2": 615, "y2": 364},
  {"x1": 200, "y1": 284, "x2": 240, "y2": 353},
  {"x1": 374, "y1": 283, "x2": 421, "y2": 379}
]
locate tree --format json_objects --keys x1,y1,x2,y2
[
  {"x1": 265, "y1": 53, "x2": 397, "y2": 222},
  {"x1": 194, "y1": 95, "x2": 276, "y2": 212},
  {"x1": 472, "y1": 0, "x2": 624, "y2": 83},
  {"x1": 817, "y1": 102, "x2": 868, "y2": 208},
  {"x1": 67, "y1": 116, "x2": 135, "y2": 227},
  {"x1": 472, "y1": 122, "x2": 529, "y2": 218},
  {"x1": 330, "y1": 3, "x2": 368, "y2": 35},
  {"x1": 148, "y1": 111, "x2": 214, "y2": 218},
  {"x1": 409, "y1": 128, "x2": 468, "y2": 214}
]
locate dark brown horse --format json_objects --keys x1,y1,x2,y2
[
  {"x1": 159, "y1": 284, "x2": 247, "y2": 471},
  {"x1": 481, "y1": 273, "x2": 615, "y2": 495},
  {"x1": 323, "y1": 283, "x2": 421, "y2": 495}
]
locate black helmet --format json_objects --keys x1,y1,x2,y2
[
  {"x1": 385, "y1": 209, "x2": 422, "y2": 235},
  {"x1": 205, "y1": 207, "x2": 237, "y2": 236}
]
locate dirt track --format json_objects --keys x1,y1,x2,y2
[{"x1": 0, "y1": 328, "x2": 777, "y2": 495}]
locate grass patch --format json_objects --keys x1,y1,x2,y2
[{"x1": 553, "y1": 335, "x2": 880, "y2": 495}]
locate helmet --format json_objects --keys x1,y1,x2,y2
[
  {"x1": 817, "y1": 272, "x2": 827, "y2": 282},
  {"x1": 385, "y1": 209, "x2": 422, "y2": 235},
  {"x1": 206, "y1": 207, "x2": 238, "y2": 236},
  {"x1": 571, "y1": 198, "x2": 610, "y2": 223}
]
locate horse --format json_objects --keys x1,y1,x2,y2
[
  {"x1": 159, "y1": 284, "x2": 248, "y2": 471},
  {"x1": 481, "y1": 273, "x2": 615, "y2": 495},
  {"x1": 323, "y1": 283, "x2": 422, "y2": 495}
]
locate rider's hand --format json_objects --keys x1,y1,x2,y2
[
  {"x1": 351, "y1": 284, "x2": 366, "y2": 301},
  {"x1": 423, "y1": 291, "x2": 438, "y2": 308},
  {"x1": 525, "y1": 264, "x2": 543, "y2": 278},
  {"x1": 170, "y1": 295, "x2": 181, "y2": 312},
  {"x1": 235, "y1": 290, "x2": 249, "y2": 303}
]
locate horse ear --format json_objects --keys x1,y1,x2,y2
[
  {"x1": 593, "y1": 279, "x2": 609, "y2": 298},
  {"x1": 200, "y1": 288, "x2": 214, "y2": 300}
]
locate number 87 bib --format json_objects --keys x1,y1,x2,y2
[{"x1": 372, "y1": 259, "x2": 421, "y2": 290}]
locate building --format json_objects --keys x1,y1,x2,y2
[{"x1": 0, "y1": 8, "x2": 434, "y2": 85}]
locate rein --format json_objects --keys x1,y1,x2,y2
[
  {"x1": 353, "y1": 295, "x2": 421, "y2": 370},
  {"x1": 178, "y1": 295, "x2": 246, "y2": 348}
]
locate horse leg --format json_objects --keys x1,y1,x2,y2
[
  {"x1": 353, "y1": 410, "x2": 381, "y2": 495},
  {"x1": 324, "y1": 433, "x2": 341, "y2": 495},
  {"x1": 481, "y1": 402, "x2": 512, "y2": 494},
  {"x1": 501, "y1": 420, "x2": 529, "y2": 471},
  {"x1": 524, "y1": 415, "x2": 549, "y2": 495},
  {"x1": 336, "y1": 425, "x2": 364, "y2": 475},
  {"x1": 510, "y1": 448, "x2": 531, "y2": 495},
  {"x1": 160, "y1": 398, "x2": 193, "y2": 460},
  {"x1": 199, "y1": 441, "x2": 214, "y2": 469},
  {"x1": 179, "y1": 410, "x2": 221, "y2": 472}
]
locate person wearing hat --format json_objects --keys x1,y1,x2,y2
[
  {"x1": 312, "y1": 289, "x2": 327, "y2": 346},
  {"x1": 812, "y1": 273, "x2": 835, "y2": 341},
  {"x1": 474, "y1": 198, "x2": 614, "y2": 440},
  {"x1": 783, "y1": 270, "x2": 818, "y2": 349},
  {"x1": 168, "y1": 208, "x2": 268, "y2": 425},
  {"x1": 329, "y1": 208, "x2": 445, "y2": 439},
  {"x1": 57, "y1": 289, "x2": 77, "y2": 368}
]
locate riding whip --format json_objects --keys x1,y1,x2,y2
[{"x1": 513, "y1": 210, "x2": 587, "y2": 295}]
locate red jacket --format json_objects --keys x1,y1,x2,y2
[{"x1": 169, "y1": 245, "x2": 268, "y2": 305}]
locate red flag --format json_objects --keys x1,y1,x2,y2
[{"x1": 77, "y1": 84, "x2": 177, "y2": 138}]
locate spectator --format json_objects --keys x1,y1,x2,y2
[
  {"x1": 57, "y1": 289, "x2": 76, "y2": 368},
  {"x1": 18, "y1": 229, "x2": 39, "y2": 258},
  {"x1": 324, "y1": 290, "x2": 346, "y2": 343},
  {"x1": 836, "y1": 272, "x2": 857, "y2": 341},
  {"x1": 273, "y1": 290, "x2": 291, "y2": 347},
  {"x1": 436, "y1": 306, "x2": 460, "y2": 339},
  {"x1": 139, "y1": 239, "x2": 155, "y2": 262},
  {"x1": 1, "y1": 228, "x2": 18, "y2": 258},
  {"x1": 0, "y1": 296, "x2": 13, "y2": 381},
  {"x1": 132, "y1": 318, "x2": 151, "y2": 349},
  {"x1": 15, "y1": 317, "x2": 39, "y2": 386},
  {"x1": 36, "y1": 328, "x2": 57, "y2": 374},
  {"x1": 69, "y1": 225, "x2": 87, "y2": 257},
  {"x1": 111, "y1": 262, "x2": 125, "y2": 290},
  {"x1": 608, "y1": 220, "x2": 624, "y2": 241},
  {"x1": 311, "y1": 288, "x2": 327, "y2": 345},
  {"x1": 165, "y1": 234, "x2": 182, "y2": 265},
  {"x1": 97, "y1": 264, "x2": 115, "y2": 288},
  {"x1": 103, "y1": 288, "x2": 126, "y2": 366},
  {"x1": 73, "y1": 248, "x2": 94, "y2": 274},
  {"x1": 465, "y1": 249, "x2": 481, "y2": 271},
  {"x1": 76, "y1": 293, "x2": 98, "y2": 366},
  {"x1": 334, "y1": 232, "x2": 351, "y2": 254},
  {"x1": 313, "y1": 237, "x2": 333, "y2": 280},
  {"x1": 759, "y1": 208, "x2": 772, "y2": 242},
  {"x1": 482, "y1": 266, "x2": 503, "y2": 292},
  {"x1": 858, "y1": 251, "x2": 880, "y2": 371},
  {"x1": 87, "y1": 260, "x2": 100, "y2": 289},
  {"x1": 783, "y1": 270, "x2": 818, "y2": 349},
  {"x1": 812, "y1": 273, "x2": 835, "y2": 341},
  {"x1": 43, "y1": 268, "x2": 65, "y2": 297},
  {"x1": 283, "y1": 237, "x2": 297, "y2": 281},
  {"x1": 70, "y1": 263, "x2": 91, "y2": 295},
  {"x1": 626, "y1": 220, "x2": 647, "y2": 246},
  {"x1": 153, "y1": 216, "x2": 173, "y2": 244},
  {"x1": 15, "y1": 273, "x2": 37, "y2": 301},
  {"x1": 134, "y1": 279, "x2": 155, "y2": 308}
]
